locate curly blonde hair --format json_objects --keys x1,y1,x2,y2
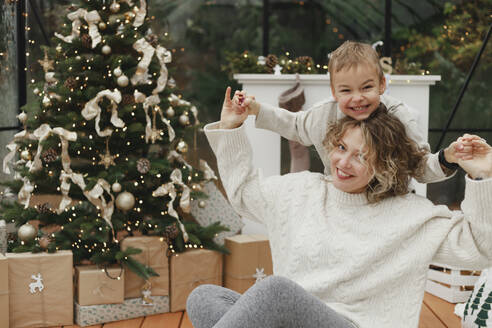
[{"x1": 323, "y1": 106, "x2": 426, "y2": 203}]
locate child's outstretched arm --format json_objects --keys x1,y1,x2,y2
[
  {"x1": 245, "y1": 96, "x2": 332, "y2": 148},
  {"x1": 380, "y1": 95, "x2": 457, "y2": 183}
]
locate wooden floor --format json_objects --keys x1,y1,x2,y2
[{"x1": 50, "y1": 292, "x2": 460, "y2": 328}]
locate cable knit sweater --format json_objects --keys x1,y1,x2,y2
[
  {"x1": 255, "y1": 94, "x2": 450, "y2": 183},
  {"x1": 205, "y1": 122, "x2": 492, "y2": 328}
]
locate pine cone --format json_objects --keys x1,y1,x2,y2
[
  {"x1": 164, "y1": 223, "x2": 179, "y2": 241},
  {"x1": 146, "y1": 34, "x2": 159, "y2": 48},
  {"x1": 296, "y1": 56, "x2": 313, "y2": 67},
  {"x1": 121, "y1": 94, "x2": 135, "y2": 106},
  {"x1": 81, "y1": 34, "x2": 92, "y2": 48},
  {"x1": 42, "y1": 148, "x2": 58, "y2": 163},
  {"x1": 37, "y1": 202, "x2": 52, "y2": 214},
  {"x1": 64, "y1": 76, "x2": 77, "y2": 90},
  {"x1": 136, "y1": 158, "x2": 151, "y2": 174},
  {"x1": 265, "y1": 54, "x2": 278, "y2": 72}
]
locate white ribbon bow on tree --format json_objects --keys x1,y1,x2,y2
[
  {"x1": 55, "y1": 9, "x2": 102, "y2": 48},
  {"x1": 134, "y1": 91, "x2": 175, "y2": 143},
  {"x1": 152, "y1": 168, "x2": 192, "y2": 242},
  {"x1": 133, "y1": 0, "x2": 147, "y2": 27},
  {"x1": 82, "y1": 89, "x2": 124, "y2": 137},
  {"x1": 131, "y1": 38, "x2": 172, "y2": 96}
]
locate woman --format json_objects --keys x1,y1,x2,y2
[{"x1": 187, "y1": 87, "x2": 492, "y2": 328}]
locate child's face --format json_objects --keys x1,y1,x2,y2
[{"x1": 330, "y1": 65, "x2": 386, "y2": 120}]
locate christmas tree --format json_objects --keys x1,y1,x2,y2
[{"x1": 1, "y1": 0, "x2": 227, "y2": 279}]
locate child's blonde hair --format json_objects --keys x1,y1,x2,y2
[{"x1": 328, "y1": 41, "x2": 384, "y2": 83}]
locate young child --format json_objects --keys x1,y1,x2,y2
[{"x1": 243, "y1": 41, "x2": 457, "y2": 183}]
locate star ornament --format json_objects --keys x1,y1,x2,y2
[
  {"x1": 98, "y1": 151, "x2": 116, "y2": 168},
  {"x1": 38, "y1": 50, "x2": 54, "y2": 72}
]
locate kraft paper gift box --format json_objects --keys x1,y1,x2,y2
[
  {"x1": 75, "y1": 264, "x2": 125, "y2": 306},
  {"x1": 169, "y1": 248, "x2": 223, "y2": 312},
  {"x1": 224, "y1": 234, "x2": 273, "y2": 294},
  {"x1": 7, "y1": 250, "x2": 73, "y2": 328},
  {"x1": 0, "y1": 254, "x2": 8, "y2": 328},
  {"x1": 0, "y1": 220, "x2": 7, "y2": 254},
  {"x1": 75, "y1": 295, "x2": 169, "y2": 326},
  {"x1": 120, "y1": 236, "x2": 169, "y2": 298}
]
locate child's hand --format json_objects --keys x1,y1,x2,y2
[
  {"x1": 220, "y1": 87, "x2": 249, "y2": 129},
  {"x1": 234, "y1": 90, "x2": 260, "y2": 116},
  {"x1": 445, "y1": 134, "x2": 485, "y2": 163},
  {"x1": 446, "y1": 134, "x2": 492, "y2": 179}
]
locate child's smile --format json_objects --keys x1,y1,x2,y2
[{"x1": 330, "y1": 64, "x2": 386, "y2": 120}]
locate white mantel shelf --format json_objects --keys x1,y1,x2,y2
[
  {"x1": 234, "y1": 74, "x2": 441, "y2": 85},
  {"x1": 233, "y1": 73, "x2": 441, "y2": 235}
]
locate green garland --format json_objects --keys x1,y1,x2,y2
[{"x1": 222, "y1": 51, "x2": 327, "y2": 77}]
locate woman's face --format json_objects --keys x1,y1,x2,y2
[{"x1": 329, "y1": 126, "x2": 373, "y2": 194}]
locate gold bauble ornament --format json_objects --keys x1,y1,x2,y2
[
  {"x1": 166, "y1": 107, "x2": 175, "y2": 118},
  {"x1": 56, "y1": 44, "x2": 62, "y2": 53},
  {"x1": 110, "y1": 1, "x2": 120, "y2": 13},
  {"x1": 98, "y1": 22, "x2": 107, "y2": 30},
  {"x1": 117, "y1": 75, "x2": 129, "y2": 87},
  {"x1": 33, "y1": 87, "x2": 40, "y2": 95},
  {"x1": 115, "y1": 191, "x2": 135, "y2": 211},
  {"x1": 176, "y1": 140, "x2": 188, "y2": 153},
  {"x1": 102, "y1": 45, "x2": 112, "y2": 55},
  {"x1": 168, "y1": 78, "x2": 176, "y2": 88},
  {"x1": 192, "y1": 183, "x2": 202, "y2": 192},
  {"x1": 18, "y1": 223, "x2": 37, "y2": 242},
  {"x1": 20, "y1": 149, "x2": 31, "y2": 161},
  {"x1": 113, "y1": 67, "x2": 122, "y2": 77},
  {"x1": 42, "y1": 97, "x2": 52, "y2": 107},
  {"x1": 179, "y1": 113, "x2": 189, "y2": 126},
  {"x1": 39, "y1": 236, "x2": 51, "y2": 249},
  {"x1": 112, "y1": 181, "x2": 122, "y2": 193},
  {"x1": 198, "y1": 200, "x2": 206, "y2": 208},
  {"x1": 134, "y1": 92, "x2": 146, "y2": 103},
  {"x1": 18, "y1": 112, "x2": 27, "y2": 123}
]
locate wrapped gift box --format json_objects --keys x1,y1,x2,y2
[
  {"x1": 120, "y1": 236, "x2": 169, "y2": 298},
  {"x1": 75, "y1": 295, "x2": 169, "y2": 326},
  {"x1": 7, "y1": 250, "x2": 73, "y2": 327},
  {"x1": 75, "y1": 264, "x2": 125, "y2": 306},
  {"x1": 0, "y1": 220, "x2": 7, "y2": 254},
  {"x1": 170, "y1": 248, "x2": 223, "y2": 312},
  {"x1": 190, "y1": 181, "x2": 244, "y2": 245},
  {"x1": 224, "y1": 234, "x2": 273, "y2": 294},
  {"x1": 425, "y1": 262, "x2": 480, "y2": 303},
  {"x1": 0, "y1": 254, "x2": 8, "y2": 328}
]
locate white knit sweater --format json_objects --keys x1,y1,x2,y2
[{"x1": 205, "y1": 122, "x2": 492, "y2": 328}]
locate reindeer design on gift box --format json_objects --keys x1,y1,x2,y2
[{"x1": 29, "y1": 273, "x2": 44, "y2": 294}]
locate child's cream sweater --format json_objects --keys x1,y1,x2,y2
[
  {"x1": 205, "y1": 122, "x2": 492, "y2": 328},
  {"x1": 256, "y1": 94, "x2": 449, "y2": 183}
]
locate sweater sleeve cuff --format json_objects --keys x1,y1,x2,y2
[
  {"x1": 204, "y1": 122, "x2": 251, "y2": 163},
  {"x1": 462, "y1": 174, "x2": 492, "y2": 213}
]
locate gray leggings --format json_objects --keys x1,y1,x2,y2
[{"x1": 186, "y1": 275, "x2": 356, "y2": 328}]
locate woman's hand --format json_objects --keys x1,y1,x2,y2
[
  {"x1": 451, "y1": 134, "x2": 492, "y2": 179},
  {"x1": 220, "y1": 87, "x2": 249, "y2": 129}
]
